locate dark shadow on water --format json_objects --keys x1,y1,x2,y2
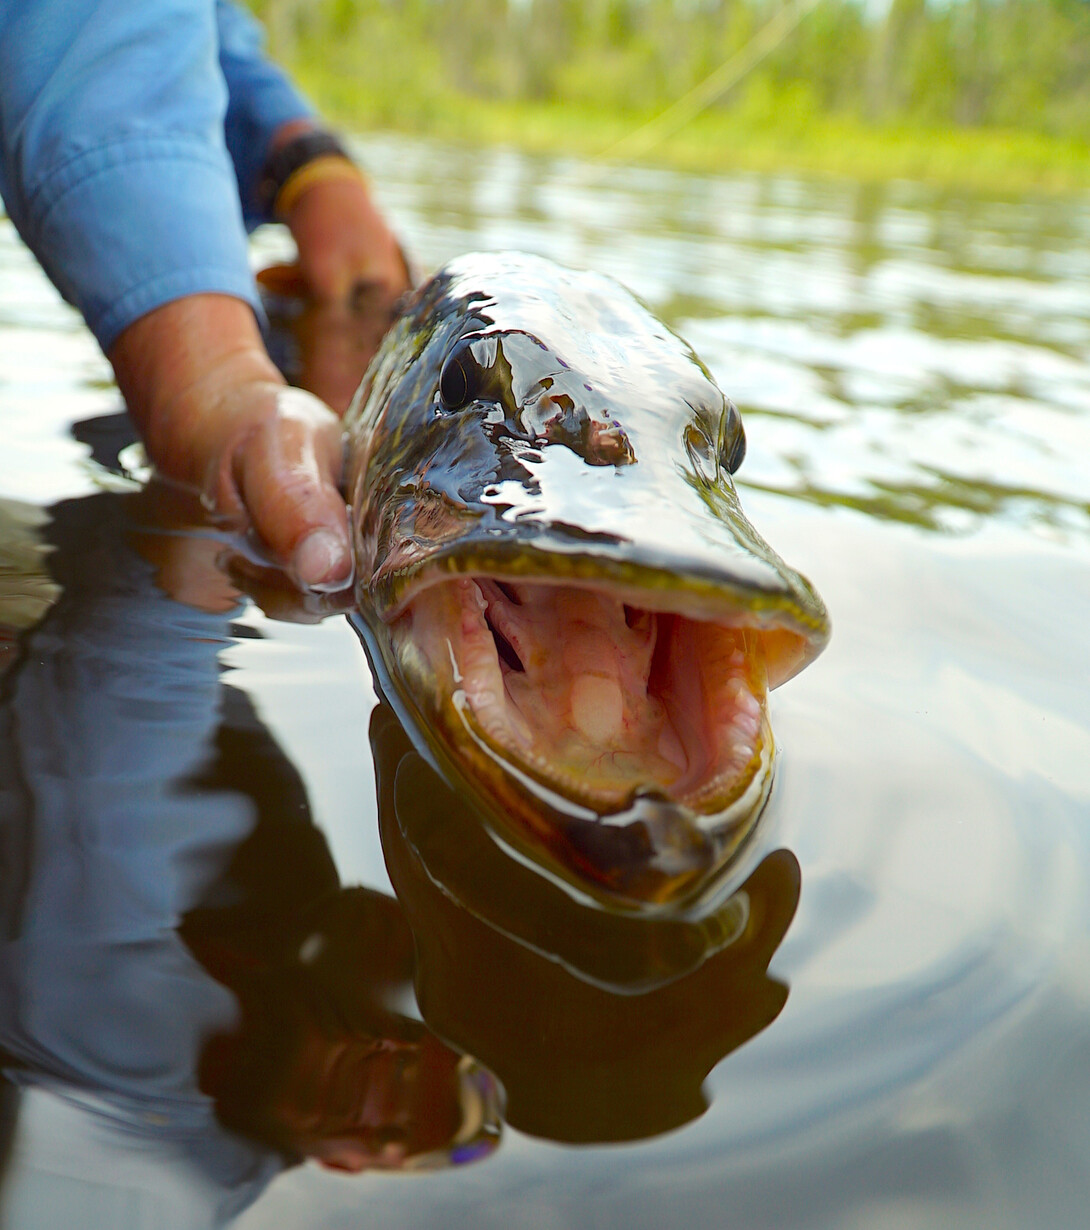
[
  {"x1": 371, "y1": 699, "x2": 801, "y2": 1144},
  {"x1": 69, "y1": 410, "x2": 143, "y2": 477}
]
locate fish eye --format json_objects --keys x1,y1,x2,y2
[
  {"x1": 438, "y1": 336, "x2": 497, "y2": 411},
  {"x1": 723, "y1": 399, "x2": 746, "y2": 474}
]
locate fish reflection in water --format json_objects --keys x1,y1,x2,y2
[
  {"x1": 0, "y1": 489, "x2": 497, "y2": 1228},
  {"x1": 372, "y1": 699, "x2": 800, "y2": 1143}
]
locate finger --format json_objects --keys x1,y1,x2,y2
[
  {"x1": 301, "y1": 244, "x2": 354, "y2": 304},
  {"x1": 220, "y1": 550, "x2": 355, "y2": 623},
  {"x1": 233, "y1": 388, "x2": 353, "y2": 592},
  {"x1": 255, "y1": 262, "x2": 309, "y2": 297}
]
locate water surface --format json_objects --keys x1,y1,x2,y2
[{"x1": 1, "y1": 137, "x2": 1088, "y2": 1229}]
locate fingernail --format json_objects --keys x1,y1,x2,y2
[{"x1": 292, "y1": 528, "x2": 353, "y2": 592}]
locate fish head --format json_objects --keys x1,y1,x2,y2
[{"x1": 346, "y1": 253, "x2": 829, "y2": 910}]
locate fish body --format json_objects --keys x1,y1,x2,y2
[{"x1": 346, "y1": 252, "x2": 828, "y2": 910}]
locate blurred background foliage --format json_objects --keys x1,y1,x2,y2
[{"x1": 246, "y1": 0, "x2": 1090, "y2": 188}]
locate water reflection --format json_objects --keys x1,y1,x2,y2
[
  {"x1": 0, "y1": 489, "x2": 497, "y2": 1227},
  {"x1": 373, "y1": 695, "x2": 800, "y2": 1143},
  {"x1": 0, "y1": 467, "x2": 803, "y2": 1220}
]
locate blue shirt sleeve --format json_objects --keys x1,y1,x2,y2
[
  {"x1": 0, "y1": 493, "x2": 282, "y2": 1205},
  {"x1": 216, "y1": 0, "x2": 317, "y2": 229},
  {"x1": 0, "y1": 1, "x2": 311, "y2": 354}
]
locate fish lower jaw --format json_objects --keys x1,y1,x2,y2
[
  {"x1": 390, "y1": 575, "x2": 775, "y2": 823},
  {"x1": 454, "y1": 695, "x2": 772, "y2": 828}
]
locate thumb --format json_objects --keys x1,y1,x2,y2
[{"x1": 232, "y1": 388, "x2": 353, "y2": 591}]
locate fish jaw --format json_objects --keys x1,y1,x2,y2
[{"x1": 364, "y1": 570, "x2": 802, "y2": 908}]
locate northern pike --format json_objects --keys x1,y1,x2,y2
[{"x1": 345, "y1": 253, "x2": 829, "y2": 909}]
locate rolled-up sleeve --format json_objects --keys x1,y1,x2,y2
[{"x1": 0, "y1": 1, "x2": 301, "y2": 353}]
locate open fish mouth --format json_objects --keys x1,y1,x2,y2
[
  {"x1": 362, "y1": 554, "x2": 820, "y2": 907},
  {"x1": 393, "y1": 575, "x2": 789, "y2": 815}
]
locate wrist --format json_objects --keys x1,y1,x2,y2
[
  {"x1": 275, "y1": 156, "x2": 370, "y2": 221},
  {"x1": 258, "y1": 128, "x2": 365, "y2": 221}
]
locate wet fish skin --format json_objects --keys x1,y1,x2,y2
[{"x1": 345, "y1": 252, "x2": 828, "y2": 910}]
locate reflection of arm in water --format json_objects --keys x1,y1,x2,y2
[
  {"x1": 0, "y1": 495, "x2": 254, "y2": 1103},
  {"x1": 0, "y1": 493, "x2": 281, "y2": 1223},
  {"x1": 0, "y1": 491, "x2": 495, "y2": 1212}
]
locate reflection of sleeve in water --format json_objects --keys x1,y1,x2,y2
[
  {"x1": 0, "y1": 496, "x2": 250, "y2": 1092},
  {"x1": 0, "y1": 495, "x2": 281, "y2": 1221},
  {"x1": 0, "y1": 1084, "x2": 269, "y2": 1230}
]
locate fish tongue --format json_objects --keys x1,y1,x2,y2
[
  {"x1": 569, "y1": 670, "x2": 624, "y2": 744},
  {"x1": 550, "y1": 592, "x2": 635, "y2": 749},
  {"x1": 547, "y1": 591, "x2": 686, "y2": 779}
]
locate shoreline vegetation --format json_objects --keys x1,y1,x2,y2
[{"x1": 252, "y1": 0, "x2": 1090, "y2": 195}]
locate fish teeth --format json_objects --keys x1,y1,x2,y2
[{"x1": 401, "y1": 578, "x2": 776, "y2": 823}]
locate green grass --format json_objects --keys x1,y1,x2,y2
[{"x1": 292, "y1": 59, "x2": 1090, "y2": 196}]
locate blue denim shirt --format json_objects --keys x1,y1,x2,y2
[{"x1": 0, "y1": 1, "x2": 313, "y2": 351}]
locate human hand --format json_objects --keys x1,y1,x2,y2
[
  {"x1": 258, "y1": 265, "x2": 401, "y2": 415},
  {"x1": 127, "y1": 478, "x2": 355, "y2": 622},
  {"x1": 110, "y1": 294, "x2": 352, "y2": 592},
  {"x1": 285, "y1": 168, "x2": 411, "y2": 306}
]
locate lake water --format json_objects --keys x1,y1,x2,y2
[{"x1": 1, "y1": 135, "x2": 1089, "y2": 1229}]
